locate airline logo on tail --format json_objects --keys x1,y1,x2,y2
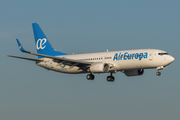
[{"x1": 36, "y1": 38, "x2": 47, "y2": 50}]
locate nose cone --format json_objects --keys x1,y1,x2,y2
[{"x1": 167, "y1": 55, "x2": 175, "y2": 64}]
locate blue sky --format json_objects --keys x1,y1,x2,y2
[{"x1": 1, "y1": 0, "x2": 180, "y2": 120}]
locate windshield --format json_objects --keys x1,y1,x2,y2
[{"x1": 158, "y1": 53, "x2": 168, "y2": 55}]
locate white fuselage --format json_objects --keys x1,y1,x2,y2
[{"x1": 36, "y1": 49, "x2": 174, "y2": 74}]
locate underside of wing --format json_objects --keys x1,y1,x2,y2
[
  {"x1": 15, "y1": 39, "x2": 92, "y2": 67},
  {"x1": 7, "y1": 55, "x2": 43, "y2": 62}
]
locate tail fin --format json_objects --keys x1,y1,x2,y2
[{"x1": 32, "y1": 23, "x2": 67, "y2": 58}]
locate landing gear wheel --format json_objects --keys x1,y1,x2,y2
[
  {"x1": 86, "y1": 74, "x2": 95, "y2": 80},
  {"x1": 106, "y1": 72, "x2": 115, "y2": 82},
  {"x1": 156, "y1": 72, "x2": 161, "y2": 76},
  {"x1": 107, "y1": 76, "x2": 111, "y2": 82},
  {"x1": 107, "y1": 76, "x2": 115, "y2": 82},
  {"x1": 90, "y1": 74, "x2": 95, "y2": 80}
]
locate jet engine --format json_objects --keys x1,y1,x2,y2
[
  {"x1": 124, "y1": 69, "x2": 144, "y2": 76},
  {"x1": 89, "y1": 63, "x2": 110, "y2": 73}
]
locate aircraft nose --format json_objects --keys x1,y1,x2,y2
[{"x1": 168, "y1": 55, "x2": 175, "y2": 64}]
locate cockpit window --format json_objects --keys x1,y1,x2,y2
[{"x1": 158, "y1": 53, "x2": 168, "y2": 55}]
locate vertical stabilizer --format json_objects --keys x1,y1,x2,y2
[{"x1": 32, "y1": 23, "x2": 67, "y2": 58}]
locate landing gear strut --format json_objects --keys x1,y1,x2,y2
[
  {"x1": 107, "y1": 72, "x2": 115, "y2": 82},
  {"x1": 86, "y1": 73, "x2": 95, "y2": 80},
  {"x1": 156, "y1": 66, "x2": 166, "y2": 76}
]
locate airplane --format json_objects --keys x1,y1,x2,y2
[{"x1": 8, "y1": 23, "x2": 175, "y2": 82}]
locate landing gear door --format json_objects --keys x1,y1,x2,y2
[{"x1": 149, "y1": 51, "x2": 153, "y2": 61}]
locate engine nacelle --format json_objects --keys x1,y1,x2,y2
[
  {"x1": 90, "y1": 63, "x2": 110, "y2": 73},
  {"x1": 124, "y1": 69, "x2": 144, "y2": 76}
]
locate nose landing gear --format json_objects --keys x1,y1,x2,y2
[
  {"x1": 156, "y1": 66, "x2": 166, "y2": 76},
  {"x1": 156, "y1": 71, "x2": 161, "y2": 76}
]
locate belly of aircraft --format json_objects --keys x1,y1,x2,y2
[{"x1": 114, "y1": 59, "x2": 149, "y2": 70}]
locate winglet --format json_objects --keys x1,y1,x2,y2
[{"x1": 16, "y1": 39, "x2": 27, "y2": 52}]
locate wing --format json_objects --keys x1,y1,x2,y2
[
  {"x1": 9, "y1": 39, "x2": 92, "y2": 68},
  {"x1": 7, "y1": 55, "x2": 43, "y2": 62}
]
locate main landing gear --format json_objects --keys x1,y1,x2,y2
[
  {"x1": 86, "y1": 73, "x2": 95, "y2": 80},
  {"x1": 86, "y1": 72, "x2": 115, "y2": 82},
  {"x1": 107, "y1": 72, "x2": 115, "y2": 82}
]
